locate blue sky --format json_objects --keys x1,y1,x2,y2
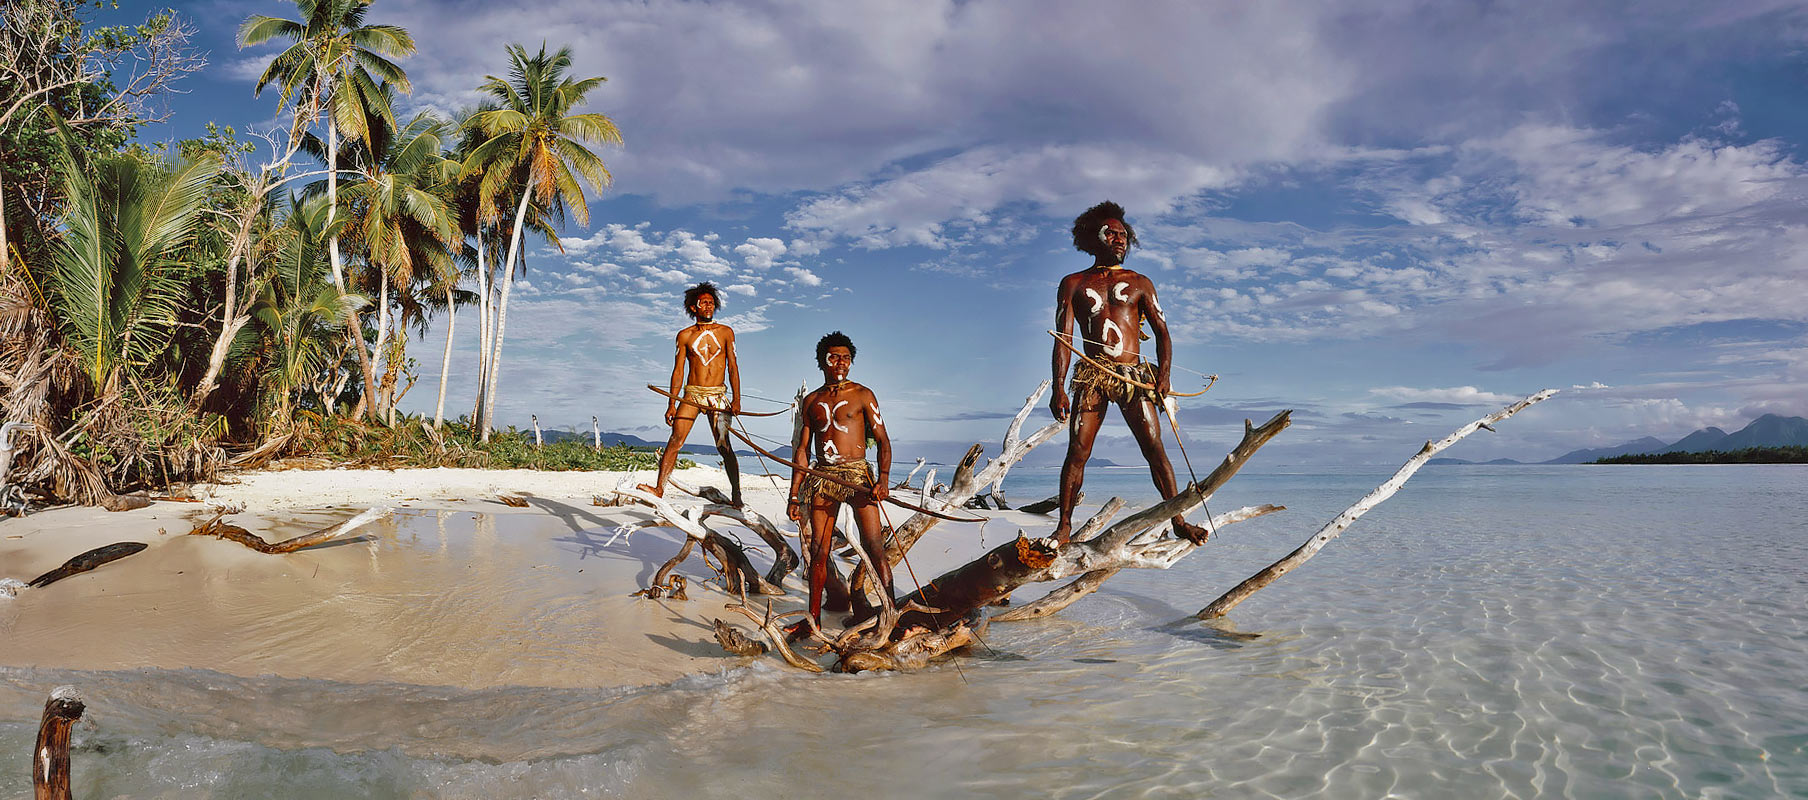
[{"x1": 116, "y1": 0, "x2": 1808, "y2": 464}]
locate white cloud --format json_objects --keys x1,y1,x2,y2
[
  {"x1": 723, "y1": 283, "x2": 757, "y2": 296},
  {"x1": 1369, "y1": 386, "x2": 1517, "y2": 405},
  {"x1": 734, "y1": 237, "x2": 788, "y2": 268},
  {"x1": 785, "y1": 267, "x2": 822, "y2": 287}
]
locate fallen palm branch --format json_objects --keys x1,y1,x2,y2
[
  {"x1": 1197, "y1": 389, "x2": 1557, "y2": 619},
  {"x1": 189, "y1": 506, "x2": 387, "y2": 554}
]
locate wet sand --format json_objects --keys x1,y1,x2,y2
[{"x1": 0, "y1": 466, "x2": 1029, "y2": 690}]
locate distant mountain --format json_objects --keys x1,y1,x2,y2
[
  {"x1": 1542, "y1": 437, "x2": 1668, "y2": 464},
  {"x1": 1715, "y1": 414, "x2": 1808, "y2": 450},
  {"x1": 1660, "y1": 427, "x2": 1728, "y2": 454},
  {"x1": 1547, "y1": 414, "x2": 1808, "y2": 463}
]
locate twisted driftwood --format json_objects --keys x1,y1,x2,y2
[
  {"x1": 189, "y1": 506, "x2": 387, "y2": 553},
  {"x1": 1198, "y1": 389, "x2": 1557, "y2": 619},
  {"x1": 618, "y1": 486, "x2": 786, "y2": 597}
]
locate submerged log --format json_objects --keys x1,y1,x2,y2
[
  {"x1": 1016, "y1": 492, "x2": 1067, "y2": 515},
  {"x1": 27, "y1": 542, "x2": 149, "y2": 588},
  {"x1": 1198, "y1": 390, "x2": 1557, "y2": 620},
  {"x1": 34, "y1": 686, "x2": 83, "y2": 800},
  {"x1": 189, "y1": 507, "x2": 387, "y2": 554},
  {"x1": 898, "y1": 534, "x2": 1059, "y2": 630}
]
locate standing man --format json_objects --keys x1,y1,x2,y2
[
  {"x1": 1049, "y1": 201, "x2": 1207, "y2": 545},
  {"x1": 640, "y1": 282, "x2": 744, "y2": 507},
  {"x1": 787, "y1": 331, "x2": 893, "y2": 633}
]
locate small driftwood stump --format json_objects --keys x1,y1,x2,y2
[
  {"x1": 34, "y1": 686, "x2": 83, "y2": 800},
  {"x1": 27, "y1": 542, "x2": 149, "y2": 589}
]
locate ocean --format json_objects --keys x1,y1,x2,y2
[{"x1": 3, "y1": 464, "x2": 1804, "y2": 798}]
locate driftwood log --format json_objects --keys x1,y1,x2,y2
[
  {"x1": 34, "y1": 686, "x2": 83, "y2": 800},
  {"x1": 26, "y1": 542, "x2": 149, "y2": 589},
  {"x1": 188, "y1": 506, "x2": 387, "y2": 553},
  {"x1": 1197, "y1": 389, "x2": 1557, "y2": 619}
]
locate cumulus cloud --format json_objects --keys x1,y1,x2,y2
[
  {"x1": 785, "y1": 267, "x2": 822, "y2": 286},
  {"x1": 734, "y1": 237, "x2": 787, "y2": 268}
]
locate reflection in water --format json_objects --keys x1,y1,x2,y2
[{"x1": 0, "y1": 465, "x2": 1803, "y2": 798}]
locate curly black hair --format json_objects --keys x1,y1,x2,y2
[
  {"x1": 816, "y1": 331, "x2": 856, "y2": 370},
  {"x1": 1071, "y1": 200, "x2": 1138, "y2": 258},
  {"x1": 683, "y1": 282, "x2": 721, "y2": 319}
]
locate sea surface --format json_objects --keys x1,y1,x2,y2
[{"x1": 3, "y1": 464, "x2": 1805, "y2": 798}]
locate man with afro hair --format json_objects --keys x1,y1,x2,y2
[
  {"x1": 640, "y1": 282, "x2": 745, "y2": 506},
  {"x1": 1048, "y1": 201, "x2": 1207, "y2": 545}
]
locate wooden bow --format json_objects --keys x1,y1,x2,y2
[
  {"x1": 1048, "y1": 330, "x2": 1217, "y2": 397},
  {"x1": 721, "y1": 425, "x2": 986, "y2": 523},
  {"x1": 646, "y1": 384, "x2": 793, "y2": 417}
]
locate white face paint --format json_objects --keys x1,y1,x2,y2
[
  {"x1": 1101, "y1": 319, "x2": 1126, "y2": 357},
  {"x1": 815, "y1": 400, "x2": 850, "y2": 433},
  {"x1": 691, "y1": 329, "x2": 722, "y2": 366},
  {"x1": 1113, "y1": 281, "x2": 1130, "y2": 303},
  {"x1": 1098, "y1": 224, "x2": 1113, "y2": 247},
  {"x1": 1083, "y1": 288, "x2": 1105, "y2": 316}
]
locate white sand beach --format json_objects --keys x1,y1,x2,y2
[{"x1": 0, "y1": 465, "x2": 1034, "y2": 691}]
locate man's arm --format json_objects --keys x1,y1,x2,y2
[
  {"x1": 725, "y1": 329, "x2": 742, "y2": 415},
  {"x1": 1141, "y1": 278, "x2": 1173, "y2": 398},
  {"x1": 665, "y1": 332, "x2": 688, "y2": 424},
  {"x1": 788, "y1": 393, "x2": 815, "y2": 521},
  {"x1": 865, "y1": 389, "x2": 890, "y2": 502},
  {"x1": 1050, "y1": 275, "x2": 1077, "y2": 421}
]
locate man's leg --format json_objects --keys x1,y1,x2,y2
[
  {"x1": 1120, "y1": 396, "x2": 1208, "y2": 544},
  {"x1": 641, "y1": 410, "x2": 699, "y2": 496},
  {"x1": 706, "y1": 411, "x2": 743, "y2": 507},
  {"x1": 1053, "y1": 390, "x2": 1108, "y2": 545},
  {"x1": 850, "y1": 498, "x2": 894, "y2": 606}
]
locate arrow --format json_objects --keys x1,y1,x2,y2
[
  {"x1": 1048, "y1": 330, "x2": 1217, "y2": 397},
  {"x1": 646, "y1": 384, "x2": 793, "y2": 417}
]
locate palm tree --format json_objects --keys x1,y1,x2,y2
[
  {"x1": 253, "y1": 195, "x2": 353, "y2": 424},
  {"x1": 463, "y1": 43, "x2": 621, "y2": 441},
  {"x1": 337, "y1": 110, "x2": 460, "y2": 422},
  {"x1": 238, "y1": 0, "x2": 413, "y2": 420},
  {"x1": 46, "y1": 121, "x2": 221, "y2": 394}
]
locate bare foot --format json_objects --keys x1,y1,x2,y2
[
  {"x1": 1174, "y1": 520, "x2": 1209, "y2": 545},
  {"x1": 784, "y1": 620, "x2": 816, "y2": 642},
  {"x1": 1050, "y1": 523, "x2": 1072, "y2": 546},
  {"x1": 634, "y1": 483, "x2": 663, "y2": 497}
]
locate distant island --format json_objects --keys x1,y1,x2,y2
[
  {"x1": 1431, "y1": 413, "x2": 1808, "y2": 465},
  {"x1": 1594, "y1": 446, "x2": 1808, "y2": 464}
]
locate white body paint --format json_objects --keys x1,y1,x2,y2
[
  {"x1": 867, "y1": 404, "x2": 884, "y2": 427},
  {"x1": 815, "y1": 401, "x2": 849, "y2": 432},
  {"x1": 1101, "y1": 319, "x2": 1126, "y2": 357},
  {"x1": 691, "y1": 329, "x2": 722, "y2": 366},
  {"x1": 1083, "y1": 288, "x2": 1104, "y2": 316},
  {"x1": 1113, "y1": 281, "x2": 1130, "y2": 303},
  {"x1": 40, "y1": 747, "x2": 49, "y2": 781}
]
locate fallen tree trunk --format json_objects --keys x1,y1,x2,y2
[
  {"x1": 993, "y1": 503, "x2": 1283, "y2": 622},
  {"x1": 34, "y1": 686, "x2": 83, "y2": 800},
  {"x1": 189, "y1": 507, "x2": 387, "y2": 554},
  {"x1": 1197, "y1": 389, "x2": 1557, "y2": 620}
]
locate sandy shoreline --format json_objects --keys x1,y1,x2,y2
[{"x1": 1, "y1": 465, "x2": 1036, "y2": 691}]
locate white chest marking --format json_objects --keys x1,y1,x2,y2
[
  {"x1": 816, "y1": 401, "x2": 850, "y2": 433},
  {"x1": 691, "y1": 330, "x2": 722, "y2": 366},
  {"x1": 1101, "y1": 319, "x2": 1126, "y2": 357},
  {"x1": 1083, "y1": 288, "x2": 1104, "y2": 316},
  {"x1": 1113, "y1": 281, "x2": 1130, "y2": 303}
]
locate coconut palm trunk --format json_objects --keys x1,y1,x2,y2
[
  {"x1": 480, "y1": 184, "x2": 534, "y2": 442},
  {"x1": 328, "y1": 119, "x2": 382, "y2": 421},
  {"x1": 433, "y1": 283, "x2": 454, "y2": 429}
]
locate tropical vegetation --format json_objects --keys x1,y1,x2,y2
[
  {"x1": 1593, "y1": 447, "x2": 1808, "y2": 465},
  {"x1": 0, "y1": 0, "x2": 636, "y2": 507}
]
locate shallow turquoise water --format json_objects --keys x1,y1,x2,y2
[{"x1": 3, "y1": 465, "x2": 1804, "y2": 798}]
